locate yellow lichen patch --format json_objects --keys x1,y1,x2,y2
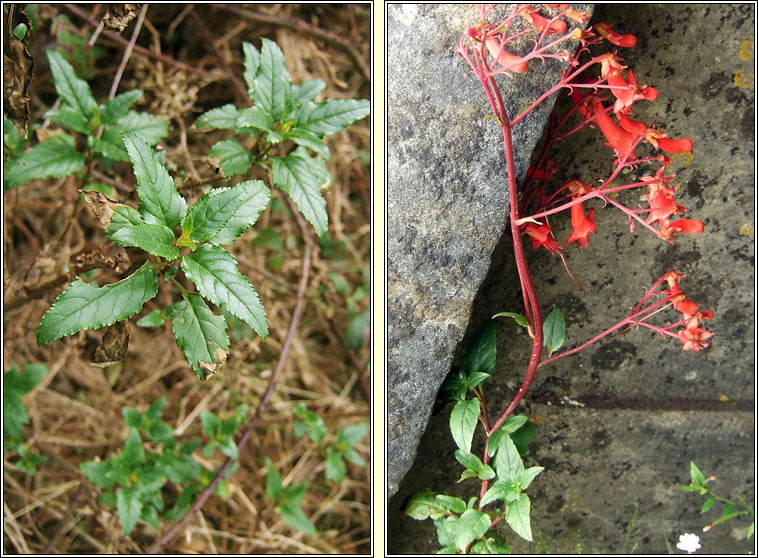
[
  {"x1": 530, "y1": 414, "x2": 543, "y2": 425},
  {"x1": 739, "y1": 223, "x2": 754, "y2": 238},
  {"x1": 739, "y1": 39, "x2": 754, "y2": 61},
  {"x1": 734, "y1": 68, "x2": 754, "y2": 88},
  {"x1": 670, "y1": 151, "x2": 694, "y2": 168}
]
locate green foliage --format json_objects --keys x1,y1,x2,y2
[
  {"x1": 3, "y1": 363, "x2": 49, "y2": 476},
  {"x1": 196, "y1": 40, "x2": 370, "y2": 238},
  {"x1": 406, "y1": 318, "x2": 543, "y2": 552},
  {"x1": 4, "y1": 50, "x2": 167, "y2": 189},
  {"x1": 265, "y1": 458, "x2": 318, "y2": 536},
  {"x1": 542, "y1": 307, "x2": 566, "y2": 356},
  {"x1": 682, "y1": 461, "x2": 754, "y2": 539},
  {"x1": 80, "y1": 397, "x2": 245, "y2": 536}
]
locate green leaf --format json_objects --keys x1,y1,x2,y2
[
  {"x1": 700, "y1": 497, "x2": 715, "y2": 514},
  {"x1": 294, "y1": 99, "x2": 370, "y2": 138},
  {"x1": 501, "y1": 415, "x2": 528, "y2": 435},
  {"x1": 122, "y1": 407, "x2": 143, "y2": 428},
  {"x1": 170, "y1": 292, "x2": 229, "y2": 380},
  {"x1": 470, "y1": 534, "x2": 511, "y2": 554},
  {"x1": 110, "y1": 223, "x2": 179, "y2": 260},
  {"x1": 106, "y1": 205, "x2": 146, "y2": 236},
  {"x1": 488, "y1": 430, "x2": 504, "y2": 458},
  {"x1": 325, "y1": 446, "x2": 346, "y2": 483},
  {"x1": 283, "y1": 128, "x2": 330, "y2": 159},
  {"x1": 689, "y1": 461, "x2": 706, "y2": 486},
  {"x1": 272, "y1": 150, "x2": 329, "y2": 237},
  {"x1": 201, "y1": 410, "x2": 222, "y2": 436},
  {"x1": 216, "y1": 436, "x2": 238, "y2": 460},
  {"x1": 278, "y1": 502, "x2": 317, "y2": 536},
  {"x1": 480, "y1": 479, "x2": 516, "y2": 508},
  {"x1": 186, "y1": 180, "x2": 270, "y2": 245},
  {"x1": 464, "y1": 320, "x2": 496, "y2": 375},
  {"x1": 99, "y1": 90, "x2": 143, "y2": 125},
  {"x1": 543, "y1": 308, "x2": 565, "y2": 355},
  {"x1": 405, "y1": 491, "x2": 466, "y2": 520},
  {"x1": 494, "y1": 434, "x2": 524, "y2": 482},
  {"x1": 8, "y1": 135, "x2": 84, "y2": 185},
  {"x1": 346, "y1": 308, "x2": 370, "y2": 349},
  {"x1": 208, "y1": 138, "x2": 253, "y2": 176},
  {"x1": 121, "y1": 428, "x2": 146, "y2": 467},
  {"x1": 3, "y1": 363, "x2": 48, "y2": 442},
  {"x1": 492, "y1": 311, "x2": 529, "y2": 328},
  {"x1": 37, "y1": 262, "x2": 159, "y2": 345},
  {"x1": 181, "y1": 244, "x2": 267, "y2": 339},
  {"x1": 517, "y1": 466, "x2": 544, "y2": 490},
  {"x1": 454, "y1": 509, "x2": 491, "y2": 552},
  {"x1": 434, "y1": 516, "x2": 458, "y2": 549},
  {"x1": 80, "y1": 460, "x2": 115, "y2": 489},
  {"x1": 195, "y1": 104, "x2": 242, "y2": 130},
  {"x1": 467, "y1": 371, "x2": 491, "y2": 390},
  {"x1": 111, "y1": 112, "x2": 168, "y2": 146},
  {"x1": 510, "y1": 419, "x2": 537, "y2": 455},
  {"x1": 292, "y1": 79, "x2": 326, "y2": 104},
  {"x1": 123, "y1": 132, "x2": 186, "y2": 229},
  {"x1": 337, "y1": 423, "x2": 369, "y2": 447},
  {"x1": 236, "y1": 106, "x2": 275, "y2": 131},
  {"x1": 505, "y1": 493, "x2": 533, "y2": 541},
  {"x1": 479, "y1": 465, "x2": 496, "y2": 480},
  {"x1": 137, "y1": 309, "x2": 164, "y2": 328},
  {"x1": 242, "y1": 42, "x2": 261, "y2": 96},
  {"x1": 454, "y1": 450, "x2": 483, "y2": 473},
  {"x1": 450, "y1": 398, "x2": 480, "y2": 454},
  {"x1": 47, "y1": 49, "x2": 95, "y2": 118},
  {"x1": 254, "y1": 38, "x2": 292, "y2": 122},
  {"x1": 117, "y1": 487, "x2": 143, "y2": 535},
  {"x1": 43, "y1": 107, "x2": 89, "y2": 134},
  {"x1": 342, "y1": 447, "x2": 364, "y2": 467}
]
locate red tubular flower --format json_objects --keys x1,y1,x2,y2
[
  {"x1": 526, "y1": 11, "x2": 567, "y2": 35},
  {"x1": 656, "y1": 136, "x2": 694, "y2": 153},
  {"x1": 594, "y1": 21, "x2": 637, "y2": 47},
  {"x1": 565, "y1": 199, "x2": 596, "y2": 248},
  {"x1": 592, "y1": 101, "x2": 635, "y2": 157},
  {"x1": 608, "y1": 69, "x2": 659, "y2": 113},
  {"x1": 485, "y1": 37, "x2": 528, "y2": 73},
  {"x1": 661, "y1": 219, "x2": 705, "y2": 240},
  {"x1": 674, "y1": 297, "x2": 699, "y2": 318},
  {"x1": 522, "y1": 222, "x2": 563, "y2": 253}
]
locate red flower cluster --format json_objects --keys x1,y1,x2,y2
[{"x1": 663, "y1": 271, "x2": 714, "y2": 352}]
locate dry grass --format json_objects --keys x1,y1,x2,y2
[{"x1": 3, "y1": 4, "x2": 370, "y2": 554}]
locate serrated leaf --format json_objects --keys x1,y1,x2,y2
[
  {"x1": 208, "y1": 138, "x2": 253, "y2": 176},
  {"x1": 181, "y1": 244, "x2": 267, "y2": 339},
  {"x1": 464, "y1": 320, "x2": 496, "y2": 375},
  {"x1": 272, "y1": 151, "x2": 329, "y2": 237},
  {"x1": 494, "y1": 433, "x2": 524, "y2": 482},
  {"x1": 450, "y1": 398, "x2": 480, "y2": 454},
  {"x1": 37, "y1": 262, "x2": 158, "y2": 345},
  {"x1": 110, "y1": 223, "x2": 179, "y2": 260},
  {"x1": 171, "y1": 292, "x2": 229, "y2": 380},
  {"x1": 107, "y1": 205, "x2": 145, "y2": 236},
  {"x1": 47, "y1": 49, "x2": 95, "y2": 118},
  {"x1": 505, "y1": 493, "x2": 532, "y2": 541},
  {"x1": 242, "y1": 42, "x2": 260, "y2": 96},
  {"x1": 543, "y1": 307, "x2": 565, "y2": 355},
  {"x1": 254, "y1": 38, "x2": 292, "y2": 122},
  {"x1": 80, "y1": 460, "x2": 115, "y2": 489},
  {"x1": 43, "y1": 106, "x2": 90, "y2": 134},
  {"x1": 294, "y1": 98, "x2": 370, "y2": 138},
  {"x1": 116, "y1": 487, "x2": 142, "y2": 536},
  {"x1": 454, "y1": 509, "x2": 491, "y2": 552},
  {"x1": 292, "y1": 79, "x2": 326, "y2": 104},
  {"x1": 236, "y1": 106, "x2": 275, "y2": 131},
  {"x1": 284, "y1": 128, "x2": 330, "y2": 159},
  {"x1": 122, "y1": 132, "x2": 186, "y2": 229},
  {"x1": 517, "y1": 466, "x2": 544, "y2": 490},
  {"x1": 195, "y1": 104, "x2": 242, "y2": 130},
  {"x1": 88, "y1": 135, "x2": 131, "y2": 162},
  {"x1": 112, "y1": 112, "x2": 168, "y2": 145},
  {"x1": 186, "y1": 180, "x2": 270, "y2": 245},
  {"x1": 99, "y1": 90, "x2": 143, "y2": 125},
  {"x1": 9, "y1": 135, "x2": 84, "y2": 184},
  {"x1": 480, "y1": 479, "x2": 514, "y2": 508},
  {"x1": 493, "y1": 311, "x2": 529, "y2": 328}
]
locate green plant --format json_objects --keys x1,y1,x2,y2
[
  {"x1": 265, "y1": 457, "x2": 318, "y2": 536},
  {"x1": 195, "y1": 39, "x2": 370, "y2": 238},
  {"x1": 4, "y1": 49, "x2": 167, "y2": 189},
  {"x1": 79, "y1": 396, "x2": 246, "y2": 535},
  {"x1": 3, "y1": 363, "x2": 49, "y2": 476},
  {"x1": 683, "y1": 461, "x2": 754, "y2": 539}
]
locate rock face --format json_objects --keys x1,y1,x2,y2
[{"x1": 387, "y1": 4, "x2": 592, "y2": 497}]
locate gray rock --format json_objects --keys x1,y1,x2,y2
[{"x1": 387, "y1": 4, "x2": 593, "y2": 497}]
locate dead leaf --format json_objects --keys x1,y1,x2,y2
[
  {"x1": 91, "y1": 321, "x2": 131, "y2": 367},
  {"x1": 80, "y1": 190, "x2": 119, "y2": 230},
  {"x1": 102, "y1": 4, "x2": 141, "y2": 33},
  {"x1": 3, "y1": 5, "x2": 35, "y2": 139},
  {"x1": 198, "y1": 346, "x2": 228, "y2": 380}
]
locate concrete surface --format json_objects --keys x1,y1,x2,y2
[{"x1": 387, "y1": 4, "x2": 755, "y2": 554}]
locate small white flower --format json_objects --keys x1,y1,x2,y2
[{"x1": 676, "y1": 533, "x2": 701, "y2": 553}]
